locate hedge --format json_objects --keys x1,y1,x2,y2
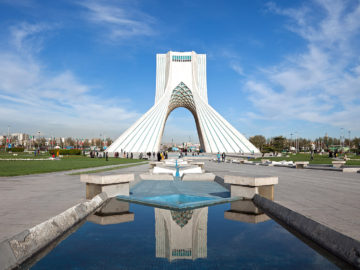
[
  {"x1": 6, "y1": 147, "x2": 25, "y2": 152},
  {"x1": 48, "y1": 149, "x2": 82, "y2": 155}
]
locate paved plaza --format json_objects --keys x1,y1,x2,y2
[{"x1": 0, "y1": 160, "x2": 359, "y2": 244}]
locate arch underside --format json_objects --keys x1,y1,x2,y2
[{"x1": 106, "y1": 82, "x2": 259, "y2": 154}]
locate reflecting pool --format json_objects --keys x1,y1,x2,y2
[{"x1": 29, "y1": 200, "x2": 341, "y2": 269}]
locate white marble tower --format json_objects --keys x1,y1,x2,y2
[{"x1": 106, "y1": 51, "x2": 259, "y2": 154}]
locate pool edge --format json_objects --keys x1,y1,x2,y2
[
  {"x1": 0, "y1": 193, "x2": 108, "y2": 270},
  {"x1": 253, "y1": 194, "x2": 360, "y2": 269}
]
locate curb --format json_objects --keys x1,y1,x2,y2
[
  {"x1": 0, "y1": 193, "x2": 108, "y2": 270},
  {"x1": 253, "y1": 194, "x2": 360, "y2": 269}
]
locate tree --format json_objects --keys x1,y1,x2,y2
[
  {"x1": 271, "y1": 136, "x2": 287, "y2": 152},
  {"x1": 352, "y1": 137, "x2": 360, "y2": 149},
  {"x1": 65, "y1": 137, "x2": 75, "y2": 147},
  {"x1": 1, "y1": 137, "x2": 5, "y2": 146},
  {"x1": 83, "y1": 139, "x2": 90, "y2": 148},
  {"x1": 249, "y1": 135, "x2": 266, "y2": 151},
  {"x1": 106, "y1": 137, "x2": 113, "y2": 146},
  {"x1": 94, "y1": 139, "x2": 102, "y2": 147}
]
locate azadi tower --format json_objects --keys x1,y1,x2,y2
[{"x1": 107, "y1": 51, "x2": 259, "y2": 154}]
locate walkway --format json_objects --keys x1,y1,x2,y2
[{"x1": 0, "y1": 163, "x2": 148, "y2": 242}]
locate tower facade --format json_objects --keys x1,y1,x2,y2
[{"x1": 106, "y1": 51, "x2": 259, "y2": 154}]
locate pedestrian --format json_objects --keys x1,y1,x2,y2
[
  {"x1": 130, "y1": 152, "x2": 133, "y2": 159},
  {"x1": 222, "y1": 152, "x2": 226, "y2": 162},
  {"x1": 126, "y1": 152, "x2": 129, "y2": 159},
  {"x1": 217, "y1": 152, "x2": 221, "y2": 163},
  {"x1": 157, "y1": 152, "x2": 161, "y2": 161},
  {"x1": 105, "y1": 152, "x2": 108, "y2": 161}
]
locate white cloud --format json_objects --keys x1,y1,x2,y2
[
  {"x1": 77, "y1": 0, "x2": 156, "y2": 40},
  {"x1": 245, "y1": 0, "x2": 360, "y2": 131},
  {"x1": 0, "y1": 22, "x2": 140, "y2": 138},
  {"x1": 230, "y1": 63, "x2": 245, "y2": 76},
  {"x1": 10, "y1": 22, "x2": 52, "y2": 54}
]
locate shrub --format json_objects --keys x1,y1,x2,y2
[
  {"x1": 48, "y1": 149, "x2": 81, "y2": 155},
  {"x1": 6, "y1": 147, "x2": 25, "y2": 152}
]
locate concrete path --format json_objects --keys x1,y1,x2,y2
[
  {"x1": 0, "y1": 163, "x2": 149, "y2": 242},
  {"x1": 204, "y1": 161, "x2": 360, "y2": 242}
]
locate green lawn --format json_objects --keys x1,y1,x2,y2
[
  {"x1": 0, "y1": 151, "x2": 51, "y2": 159},
  {"x1": 253, "y1": 153, "x2": 360, "y2": 165},
  {"x1": 0, "y1": 156, "x2": 145, "y2": 176}
]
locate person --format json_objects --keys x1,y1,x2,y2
[
  {"x1": 105, "y1": 152, "x2": 108, "y2": 161},
  {"x1": 165, "y1": 151, "x2": 168, "y2": 159},
  {"x1": 139, "y1": 152, "x2": 143, "y2": 159},
  {"x1": 222, "y1": 152, "x2": 226, "y2": 162},
  {"x1": 217, "y1": 152, "x2": 221, "y2": 163},
  {"x1": 157, "y1": 152, "x2": 161, "y2": 161},
  {"x1": 310, "y1": 143, "x2": 315, "y2": 161},
  {"x1": 130, "y1": 152, "x2": 133, "y2": 159},
  {"x1": 126, "y1": 152, "x2": 129, "y2": 159}
]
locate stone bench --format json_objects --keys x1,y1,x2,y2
[
  {"x1": 294, "y1": 161, "x2": 309, "y2": 169},
  {"x1": 332, "y1": 161, "x2": 346, "y2": 168},
  {"x1": 182, "y1": 173, "x2": 215, "y2": 181},
  {"x1": 224, "y1": 175, "x2": 278, "y2": 200},
  {"x1": 80, "y1": 173, "x2": 134, "y2": 199},
  {"x1": 139, "y1": 173, "x2": 174, "y2": 180},
  {"x1": 190, "y1": 162, "x2": 205, "y2": 169}
]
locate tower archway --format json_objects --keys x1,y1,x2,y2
[{"x1": 161, "y1": 82, "x2": 205, "y2": 151}]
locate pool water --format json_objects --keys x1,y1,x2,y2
[{"x1": 30, "y1": 202, "x2": 340, "y2": 270}]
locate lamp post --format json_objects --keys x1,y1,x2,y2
[
  {"x1": 38, "y1": 131, "x2": 40, "y2": 150},
  {"x1": 5, "y1": 125, "x2": 10, "y2": 151},
  {"x1": 340, "y1": 128, "x2": 344, "y2": 148}
]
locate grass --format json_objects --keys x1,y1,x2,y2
[
  {"x1": 68, "y1": 162, "x2": 147, "y2": 175},
  {"x1": 253, "y1": 153, "x2": 360, "y2": 165},
  {"x1": 0, "y1": 156, "x2": 146, "y2": 176},
  {"x1": 0, "y1": 151, "x2": 52, "y2": 159}
]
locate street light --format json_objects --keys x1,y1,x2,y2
[
  {"x1": 348, "y1": 130, "x2": 351, "y2": 148},
  {"x1": 340, "y1": 128, "x2": 344, "y2": 148}
]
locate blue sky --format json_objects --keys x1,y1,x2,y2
[{"x1": 0, "y1": 0, "x2": 359, "y2": 143}]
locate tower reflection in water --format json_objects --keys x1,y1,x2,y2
[
  {"x1": 155, "y1": 207, "x2": 208, "y2": 261},
  {"x1": 88, "y1": 199, "x2": 270, "y2": 262}
]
